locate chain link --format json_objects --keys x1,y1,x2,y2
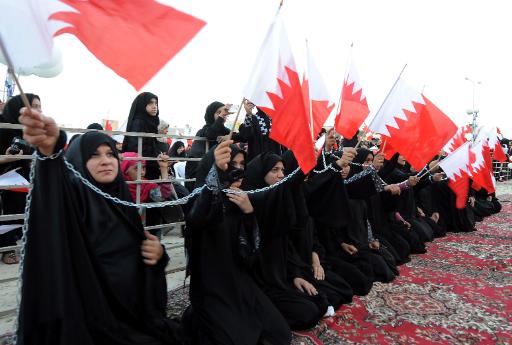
[{"x1": 13, "y1": 154, "x2": 37, "y2": 345}]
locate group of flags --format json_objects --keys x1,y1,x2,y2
[
  {"x1": 439, "y1": 126, "x2": 507, "y2": 208},
  {"x1": 0, "y1": 1, "x2": 507, "y2": 207}
]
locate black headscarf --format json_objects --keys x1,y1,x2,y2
[
  {"x1": 169, "y1": 141, "x2": 185, "y2": 157},
  {"x1": 0, "y1": 94, "x2": 40, "y2": 124},
  {"x1": 204, "y1": 101, "x2": 224, "y2": 125},
  {"x1": 65, "y1": 131, "x2": 142, "y2": 227},
  {"x1": 126, "y1": 92, "x2": 159, "y2": 134},
  {"x1": 354, "y1": 148, "x2": 372, "y2": 165},
  {"x1": 243, "y1": 152, "x2": 284, "y2": 190},
  {"x1": 86, "y1": 123, "x2": 104, "y2": 130}
]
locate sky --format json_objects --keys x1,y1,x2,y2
[{"x1": 6, "y1": 0, "x2": 512, "y2": 137}]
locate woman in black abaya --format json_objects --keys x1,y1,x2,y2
[
  {"x1": 349, "y1": 149, "x2": 411, "y2": 265},
  {"x1": 243, "y1": 152, "x2": 329, "y2": 330},
  {"x1": 183, "y1": 140, "x2": 291, "y2": 345},
  {"x1": 122, "y1": 92, "x2": 162, "y2": 180},
  {"x1": 305, "y1": 150, "x2": 374, "y2": 296},
  {"x1": 18, "y1": 109, "x2": 182, "y2": 345}
]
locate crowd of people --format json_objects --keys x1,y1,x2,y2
[{"x1": 0, "y1": 92, "x2": 508, "y2": 344}]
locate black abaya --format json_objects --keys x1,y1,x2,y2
[
  {"x1": 18, "y1": 132, "x2": 181, "y2": 345},
  {"x1": 243, "y1": 152, "x2": 329, "y2": 330}
]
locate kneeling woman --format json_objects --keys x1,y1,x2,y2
[
  {"x1": 184, "y1": 140, "x2": 291, "y2": 345},
  {"x1": 19, "y1": 109, "x2": 181, "y2": 344}
]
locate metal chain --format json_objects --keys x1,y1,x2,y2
[
  {"x1": 219, "y1": 167, "x2": 301, "y2": 195},
  {"x1": 13, "y1": 154, "x2": 38, "y2": 345},
  {"x1": 63, "y1": 158, "x2": 205, "y2": 208}
]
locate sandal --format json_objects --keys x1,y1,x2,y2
[{"x1": 1, "y1": 251, "x2": 19, "y2": 265}]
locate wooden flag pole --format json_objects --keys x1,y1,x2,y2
[
  {"x1": 0, "y1": 34, "x2": 32, "y2": 110},
  {"x1": 228, "y1": 98, "x2": 246, "y2": 140}
]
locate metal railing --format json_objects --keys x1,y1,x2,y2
[
  {"x1": 0, "y1": 123, "x2": 208, "y2": 263},
  {"x1": 492, "y1": 160, "x2": 511, "y2": 181}
]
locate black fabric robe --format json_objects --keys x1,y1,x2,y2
[
  {"x1": 305, "y1": 156, "x2": 374, "y2": 296},
  {"x1": 183, "y1": 146, "x2": 291, "y2": 345},
  {"x1": 18, "y1": 132, "x2": 181, "y2": 345},
  {"x1": 237, "y1": 108, "x2": 283, "y2": 162},
  {"x1": 243, "y1": 152, "x2": 328, "y2": 330},
  {"x1": 122, "y1": 92, "x2": 161, "y2": 180},
  {"x1": 185, "y1": 188, "x2": 290, "y2": 345}
]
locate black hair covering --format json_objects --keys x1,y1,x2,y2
[
  {"x1": 86, "y1": 122, "x2": 104, "y2": 130},
  {"x1": 67, "y1": 132, "x2": 125, "y2": 195},
  {"x1": 169, "y1": 141, "x2": 186, "y2": 157},
  {"x1": 204, "y1": 101, "x2": 225, "y2": 125},
  {"x1": 354, "y1": 148, "x2": 372, "y2": 165},
  {"x1": 243, "y1": 152, "x2": 284, "y2": 190},
  {"x1": 1, "y1": 93, "x2": 39, "y2": 124},
  {"x1": 125, "y1": 92, "x2": 159, "y2": 134}
]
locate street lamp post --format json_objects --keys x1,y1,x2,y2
[{"x1": 465, "y1": 77, "x2": 481, "y2": 141}]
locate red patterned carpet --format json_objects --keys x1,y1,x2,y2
[{"x1": 292, "y1": 195, "x2": 512, "y2": 345}]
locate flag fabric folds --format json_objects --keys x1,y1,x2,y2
[
  {"x1": 244, "y1": 12, "x2": 316, "y2": 173},
  {"x1": 369, "y1": 78, "x2": 457, "y2": 171},
  {"x1": 51, "y1": 0, "x2": 206, "y2": 90},
  {"x1": 439, "y1": 142, "x2": 472, "y2": 209},
  {"x1": 335, "y1": 58, "x2": 370, "y2": 139},
  {"x1": 302, "y1": 47, "x2": 334, "y2": 139}
]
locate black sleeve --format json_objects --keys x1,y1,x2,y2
[
  {"x1": 122, "y1": 119, "x2": 157, "y2": 157},
  {"x1": 186, "y1": 188, "x2": 222, "y2": 229},
  {"x1": 204, "y1": 117, "x2": 229, "y2": 141},
  {"x1": 237, "y1": 117, "x2": 254, "y2": 142}
]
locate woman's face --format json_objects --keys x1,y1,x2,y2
[
  {"x1": 364, "y1": 153, "x2": 374, "y2": 166},
  {"x1": 126, "y1": 163, "x2": 146, "y2": 180},
  {"x1": 341, "y1": 165, "x2": 351, "y2": 179},
  {"x1": 177, "y1": 146, "x2": 185, "y2": 154},
  {"x1": 214, "y1": 105, "x2": 228, "y2": 121},
  {"x1": 146, "y1": 98, "x2": 158, "y2": 116},
  {"x1": 264, "y1": 161, "x2": 285, "y2": 186},
  {"x1": 31, "y1": 97, "x2": 41, "y2": 112},
  {"x1": 229, "y1": 152, "x2": 245, "y2": 189},
  {"x1": 397, "y1": 155, "x2": 406, "y2": 166},
  {"x1": 86, "y1": 144, "x2": 119, "y2": 184}
]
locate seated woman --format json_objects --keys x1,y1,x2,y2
[
  {"x1": 305, "y1": 148, "x2": 374, "y2": 296},
  {"x1": 184, "y1": 140, "x2": 291, "y2": 345},
  {"x1": 243, "y1": 151, "x2": 329, "y2": 330},
  {"x1": 349, "y1": 149, "x2": 412, "y2": 265},
  {"x1": 18, "y1": 109, "x2": 182, "y2": 345}
]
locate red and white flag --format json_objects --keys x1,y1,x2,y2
[
  {"x1": 302, "y1": 46, "x2": 335, "y2": 139},
  {"x1": 476, "y1": 126, "x2": 507, "y2": 162},
  {"x1": 334, "y1": 58, "x2": 370, "y2": 139},
  {"x1": 1, "y1": 1, "x2": 205, "y2": 89},
  {"x1": 0, "y1": 0, "x2": 67, "y2": 72},
  {"x1": 51, "y1": 0, "x2": 206, "y2": 90},
  {"x1": 439, "y1": 142, "x2": 471, "y2": 209},
  {"x1": 244, "y1": 12, "x2": 316, "y2": 173},
  {"x1": 444, "y1": 125, "x2": 472, "y2": 154},
  {"x1": 369, "y1": 77, "x2": 458, "y2": 170},
  {"x1": 469, "y1": 139, "x2": 495, "y2": 193}
]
